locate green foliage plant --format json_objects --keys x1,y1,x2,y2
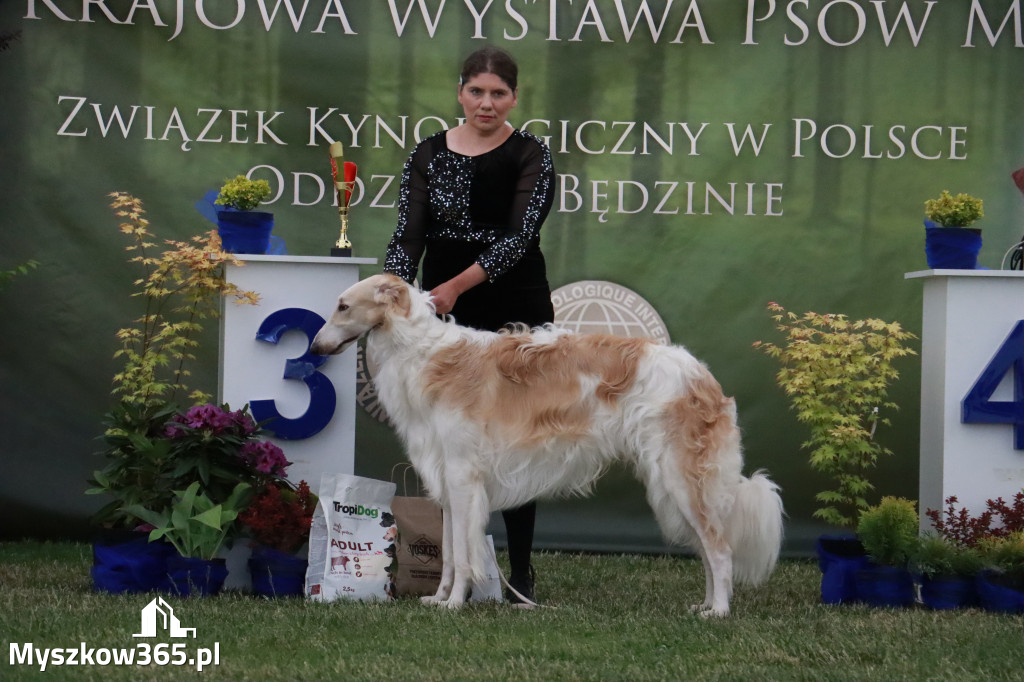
[
  {"x1": 857, "y1": 497, "x2": 919, "y2": 567},
  {"x1": 753, "y1": 303, "x2": 917, "y2": 528},
  {"x1": 126, "y1": 481, "x2": 251, "y2": 559},
  {"x1": 214, "y1": 175, "x2": 272, "y2": 212},
  {"x1": 912, "y1": 534, "x2": 983, "y2": 579},
  {"x1": 977, "y1": 531, "x2": 1024, "y2": 588},
  {"x1": 108, "y1": 192, "x2": 259, "y2": 407},
  {"x1": 924, "y1": 190, "x2": 984, "y2": 228}
]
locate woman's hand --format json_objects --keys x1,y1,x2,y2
[
  {"x1": 429, "y1": 263, "x2": 488, "y2": 315},
  {"x1": 429, "y1": 280, "x2": 461, "y2": 315}
]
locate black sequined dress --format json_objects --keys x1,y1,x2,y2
[{"x1": 384, "y1": 129, "x2": 555, "y2": 332}]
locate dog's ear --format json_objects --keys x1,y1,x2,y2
[{"x1": 374, "y1": 276, "x2": 412, "y2": 318}]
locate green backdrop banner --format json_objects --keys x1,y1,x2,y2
[{"x1": 2, "y1": 1, "x2": 1022, "y2": 552}]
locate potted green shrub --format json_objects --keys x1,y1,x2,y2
[
  {"x1": 923, "y1": 492, "x2": 1024, "y2": 611},
  {"x1": 912, "y1": 535, "x2": 982, "y2": 609},
  {"x1": 214, "y1": 174, "x2": 274, "y2": 254},
  {"x1": 976, "y1": 532, "x2": 1024, "y2": 613},
  {"x1": 923, "y1": 189, "x2": 984, "y2": 269},
  {"x1": 855, "y1": 497, "x2": 919, "y2": 607},
  {"x1": 127, "y1": 482, "x2": 251, "y2": 596},
  {"x1": 755, "y1": 304, "x2": 916, "y2": 604}
]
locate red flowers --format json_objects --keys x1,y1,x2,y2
[{"x1": 239, "y1": 481, "x2": 317, "y2": 553}]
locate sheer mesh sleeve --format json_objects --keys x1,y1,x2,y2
[
  {"x1": 383, "y1": 139, "x2": 434, "y2": 283},
  {"x1": 476, "y1": 133, "x2": 555, "y2": 281}
]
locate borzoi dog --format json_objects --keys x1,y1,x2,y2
[{"x1": 310, "y1": 274, "x2": 783, "y2": 616}]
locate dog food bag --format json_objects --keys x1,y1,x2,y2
[
  {"x1": 392, "y1": 494, "x2": 444, "y2": 596},
  {"x1": 306, "y1": 473, "x2": 398, "y2": 602}
]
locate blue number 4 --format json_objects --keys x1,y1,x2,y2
[{"x1": 962, "y1": 320, "x2": 1024, "y2": 450}]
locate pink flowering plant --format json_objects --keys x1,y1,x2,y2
[{"x1": 90, "y1": 402, "x2": 291, "y2": 531}]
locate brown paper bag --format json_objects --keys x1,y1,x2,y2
[
  {"x1": 391, "y1": 465, "x2": 444, "y2": 597},
  {"x1": 391, "y1": 495, "x2": 443, "y2": 596}
]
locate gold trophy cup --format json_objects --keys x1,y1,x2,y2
[{"x1": 329, "y1": 141, "x2": 356, "y2": 257}]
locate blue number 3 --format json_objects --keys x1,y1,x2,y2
[
  {"x1": 250, "y1": 308, "x2": 336, "y2": 440},
  {"x1": 962, "y1": 319, "x2": 1024, "y2": 449}
]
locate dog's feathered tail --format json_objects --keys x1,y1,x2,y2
[{"x1": 726, "y1": 470, "x2": 784, "y2": 585}]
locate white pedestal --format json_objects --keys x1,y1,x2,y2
[
  {"x1": 907, "y1": 269, "x2": 1024, "y2": 530},
  {"x1": 219, "y1": 255, "x2": 376, "y2": 492}
]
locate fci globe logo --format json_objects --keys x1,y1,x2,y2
[
  {"x1": 355, "y1": 280, "x2": 669, "y2": 421},
  {"x1": 550, "y1": 281, "x2": 670, "y2": 345}
]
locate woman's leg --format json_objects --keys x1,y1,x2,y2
[{"x1": 502, "y1": 502, "x2": 536, "y2": 603}]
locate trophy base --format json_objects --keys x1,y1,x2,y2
[{"x1": 331, "y1": 247, "x2": 352, "y2": 257}]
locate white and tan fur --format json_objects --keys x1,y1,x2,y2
[{"x1": 311, "y1": 274, "x2": 784, "y2": 616}]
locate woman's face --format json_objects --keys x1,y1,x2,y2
[{"x1": 457, "y1": 72, "x2": 517, "y2": 134}]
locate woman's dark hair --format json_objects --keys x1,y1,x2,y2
[{"x1": 460, "y1": 47, "x2": 518, "y2": 91}]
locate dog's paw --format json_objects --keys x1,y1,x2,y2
[
  {"x1": 688, "y1": 603, "x2": 712, "y2": 614},
  {"x1": 699, "y1": 607, "x2": 729, "y2": 619}
]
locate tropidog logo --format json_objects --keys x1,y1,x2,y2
[
  {"x1": 332, "y1": 501, "x2": 380, "y2": 519},
  {"x1": 355, "y1": 280, "x2": 669, "y2": 421}
]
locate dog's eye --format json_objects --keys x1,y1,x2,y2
[{"x1": 338, "y1": 303, "x2": 349, "y2": 312}]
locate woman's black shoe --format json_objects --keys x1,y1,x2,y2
[{"x1": 505, "y1": 564, "x2": 536, "y2": 606}]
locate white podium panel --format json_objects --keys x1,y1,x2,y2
[
  {"x1": 907, "y1": 269, "x2": 1024, "y2": 530},
  {"x1": 220, "y1": 255, "x2": 377, "y2": 493}
]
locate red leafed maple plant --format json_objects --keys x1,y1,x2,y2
[{"x1": 239, "y1": 481, "x2": 317, "y2": 554}]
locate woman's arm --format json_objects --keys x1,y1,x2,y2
[
  {"x1": 475, "y1": 134, "x2": 555, "y2": 282},
  {"x1": 383, "y1": 141, "x2": 433, "y2": 283}
]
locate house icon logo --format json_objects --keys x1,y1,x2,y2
[{"x1": 133, "y1": 597, "x2": 196, "y2": 639}]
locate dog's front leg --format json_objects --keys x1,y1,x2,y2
[
  {"x1": 421, "y1": 504, "x2": 455, "y2": 606},
  {"x1": 432, "y1": 481, "x2": 489, "y2": 610}
]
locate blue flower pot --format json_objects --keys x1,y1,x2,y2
[
  {"x1": 249, "y1": 546, "x2": 307, "y2": 597},
  {"x1": 976, "y1": 570, "x2": 1024, "y2": 614},
  {"x1": 919, "y1": 574, "x2": 978, "y2": 610},
  {"x1": 216, "y1": 210, "x2": 274, "y2": 254},
  {"x1": 816, "y1": 535, "x2": 869, "y2": 604},
  {"x1": 166, "y1": 556, "x2": 228, "y2": 597},
  {"x1": 92, "y1": 531, "x2": 174, "y2": 594},
  {"x1": 924, "y1": 221, "x2": 982, "y2": 269},
  {"x1": 855, "y1": 564, "x2": 916, "y2": 608}
]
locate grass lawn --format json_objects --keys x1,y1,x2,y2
[{"x1": 2, "y1": 541, "x2": 1022, "y2": 681}]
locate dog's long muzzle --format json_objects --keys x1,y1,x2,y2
[{"x1": 310, "y1": 332, "x2": 359, "y2": 356}]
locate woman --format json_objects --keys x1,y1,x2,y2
[{"x1": 383, "y1": 46, "x2": 555, "y2": 605}]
